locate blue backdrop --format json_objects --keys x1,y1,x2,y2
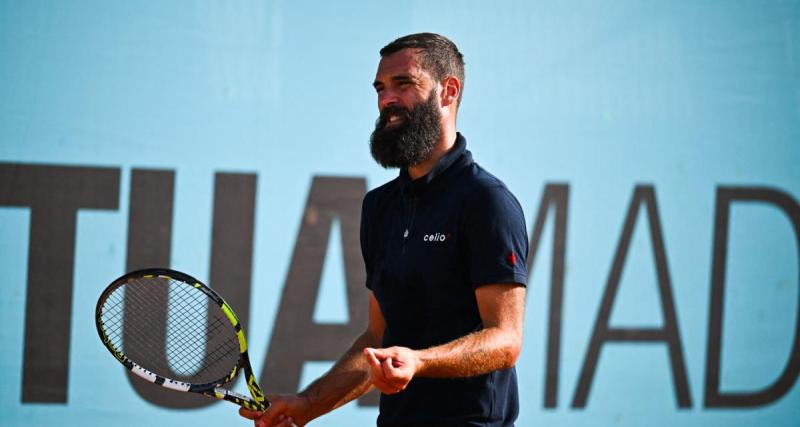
[{"x1": 1, "y1": 1, "x2": 798, "y2": 426}]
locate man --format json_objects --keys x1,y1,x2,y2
[{"x1": 241, "y1": 33, "x2": 528, "y2": 427}]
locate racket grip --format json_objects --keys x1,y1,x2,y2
[{"x1": 209, "y1": 388, "x2": 268, "y2": 411}]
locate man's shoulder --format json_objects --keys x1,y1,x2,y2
[
  {"x1": 462, "y1": 161, "x2": 506, "y2": 188},
  {"x1": 363, "y1": 176, "x2": 401, "y2": 209},
  {"x1": 458, "y1": 161, "x2": 519, "y2": 205}
]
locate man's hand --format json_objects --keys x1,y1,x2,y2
[
  {"x1": 363, "y1": 346, "x2": 421, "y2": 394},
  {"x1": 364, "y1": 285, "x2": 524, "y2": 387},
  {"x1": 239, "y1": 394, "x2": 311, "y2": 427}
]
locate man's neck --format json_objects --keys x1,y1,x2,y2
[{"x1": 407, "y1": 127, "x2": 457, "y2": 180}]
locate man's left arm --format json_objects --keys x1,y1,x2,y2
[{"x1": 364, "y1": 283, "x2": 525, "y2": 393}]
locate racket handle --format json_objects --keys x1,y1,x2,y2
[{"x1": 205, "y1": 388, "x2": 268, "y2": 411}]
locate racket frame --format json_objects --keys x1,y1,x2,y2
[{"x1": 95, "y1": 268, "x2": 269, "y2": 411}]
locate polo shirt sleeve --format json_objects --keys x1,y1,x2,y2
[
  {"x1": 463, "y1": 184, "x2": 529, "y2": 289},
  {"x1": 360, "y1": 192, "x2": 374, "y2": 290}
]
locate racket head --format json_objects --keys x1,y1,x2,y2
[{"x1": 95, "y1": 268, "x2": 267, "y2": 410}]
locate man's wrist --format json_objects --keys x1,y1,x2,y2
[
  {"x1": 295, "y1": 391, "x2": 315, "y2": 420},
  {"x1": 412, "y1": 348, "x2": 427, "y2": 377}
]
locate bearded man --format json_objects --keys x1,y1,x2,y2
[{"x1": 241, "y1": 33, "x2": 529, "y2": 427}]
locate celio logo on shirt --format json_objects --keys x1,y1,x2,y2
[{"x1": 423, "y1": 232, "x2": 452, "y2": 242}]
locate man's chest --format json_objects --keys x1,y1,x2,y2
[
  {"x1": 366, "y1": 193, "x2": 482, "y2": 346},
  {"x1": 371, "y1": 194, "x2": 464, "y2": 273}
]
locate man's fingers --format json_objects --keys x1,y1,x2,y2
[
  {"x1": 369, "y1": 347, "x2": 390, "y2": 358},
  {"x1": 259, "y1": 410, "x2": 281, "y2": 427},
  {"x1": 366, "y1": 347, "x2": 412, "y2": 394},
  {"x1": 364, "y1": 348, "x2": 387, "y2": 379},
  {"x1": 239, "y1": 406, "x2": 263, "y2": 420},
  {"x1": 273, "y1": 414, "x2": 289, "y2": 427},
  {"x1": 368, "y1": 347, "x2": 403, "y2": 363},
  {"x1": 369, "y1": 366, "x2": 394, "y2": 389},
  {"x1": 364, "y1": 348, "x2": 382, "y2": 367},
  {"x1": 381, "y1": 357, "x2": 405, "y2": 383},
  {"x1": 364, "y1": 349, "x2": 400, "y2": 392},
  {"x1": 371, "y1": 372, "x2": 398, "y2": 392},
  {"x1": 373, "y1": 379, "x2": 402, "y2": 394},
  {"x1": 254, "y1": 401, "x2": 285, "y2": 427},
  {"x1": 381, "y1": 357, "x2": 398, "y2": 380},
  {"x1": 275, "y1": 414, "x2": 296, "y2": 427}
]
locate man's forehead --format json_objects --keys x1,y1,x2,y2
[{"x1": 375, "y1": 48, "x2": 428, "y2": 80}]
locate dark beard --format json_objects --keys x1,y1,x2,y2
[{"x1": 369, "y1": 90, "x2": 441, "y2": 169}]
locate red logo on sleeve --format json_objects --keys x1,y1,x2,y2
[{"x1": 507, "y1": 252, "x2": 517, "y2": 266}]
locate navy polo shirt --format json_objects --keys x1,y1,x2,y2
[{"x1": 360, "y1": 133, "x2": 529, "y2": 427}]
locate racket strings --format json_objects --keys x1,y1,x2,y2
[
  {"x1": 163, "y1": 279, "x2": 218, "y2": 375},
  {"x1": 119, "y1": 279, "x2": 179, "y2": 361},
  {"x1": 130, "y1": 278, "x2": 237, "y2": 382},
  {"x1": 101, "y1": 285, "x2": 163, "y2": 356},
  {"x1": 100, "y1": 289, "x2": 125, "y2": 341},
  {"x1": 98, "y1": 276, "x2": 240, "y2": 385}
]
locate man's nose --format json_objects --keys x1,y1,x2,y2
[{"x1": 378, "y1": 90, "x2": 400, "y2": 111}]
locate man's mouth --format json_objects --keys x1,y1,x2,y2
[{"x1": 386, "y1": 114, "x2": 403, "y2": 126}]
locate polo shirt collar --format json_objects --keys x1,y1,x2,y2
[{"x1": 399, "y1": 132, "x2": 470, "y2": 195}]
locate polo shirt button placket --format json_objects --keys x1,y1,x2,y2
[{"x1": 401, "y1": 194, "x2": 417, "y2": 254}]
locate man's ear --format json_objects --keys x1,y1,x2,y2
[{"x1": 440, "y1": 76, "x2": 461, "y2": 107}]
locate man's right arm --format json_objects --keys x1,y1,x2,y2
[{"x1": 240, "y1": 292, "x2": 385, "y2": 426}]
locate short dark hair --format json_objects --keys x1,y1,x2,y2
[{"x1": 380, "y1": 33, "x2": 465, "y2": 106}]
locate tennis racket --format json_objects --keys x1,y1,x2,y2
[{"x1": 95, "y1": 268, "x2": 269, "y2": 411}]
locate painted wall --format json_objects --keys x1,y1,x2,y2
[{"x1": 1, "y1": 1, "x2": 799, "y2": 426}]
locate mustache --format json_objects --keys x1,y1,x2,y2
[{"x1": 375, "y1": 105, "x2": 411, "y2": 129}]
